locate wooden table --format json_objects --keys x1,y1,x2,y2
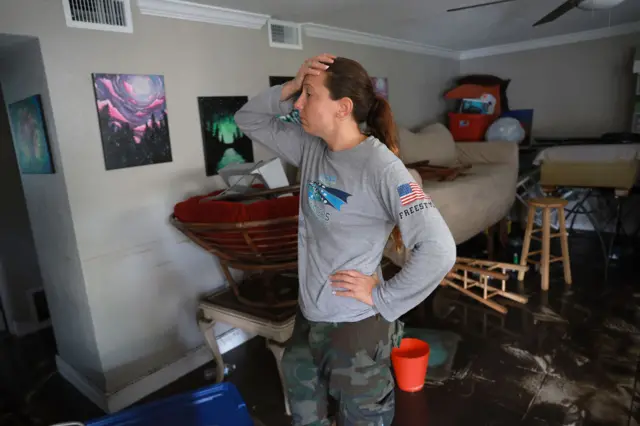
[{"x1": 197, "y1": 287, "x2": 296, "y2": 415}]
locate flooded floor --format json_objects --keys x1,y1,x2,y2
[{"x1": 1, "y1": 232, "x2": 638, "y2": 426}]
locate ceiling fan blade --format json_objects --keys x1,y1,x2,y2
[
  {"x1": 533, "y1": 0, "x2": 583, "y2": 27},
  {"x1": 446, "y1": 0, "x2": 517, "y2": 13}
]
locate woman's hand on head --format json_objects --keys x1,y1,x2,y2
[
  {"x1": 330, "y1": 270, "x2": 378, "y2": 307},
  {"x1": 295, "y1": 54, "x2": 336, "y2": 86},
  {"x1": 281, "y1": 54, "x2": 336, "y2": 101}
]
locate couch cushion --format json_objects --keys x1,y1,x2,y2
[
  {"x1": 397, "y1": 127, "x2": 425, "y2": 164},
  {"x1": 422, "y1": 163, "x2": 516, "y2": 245},
  {"x1": 397, "y1": 124, "x2": 457, "y2": 167},
  {"x1": 418, "y1": 123, "x2": 457, "y2": 165}
]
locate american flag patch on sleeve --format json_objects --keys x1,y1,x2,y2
[{"x1": 397, "y1": 182, "x2": 428, "y2": 206}]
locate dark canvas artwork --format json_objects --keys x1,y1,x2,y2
[
  {"x1": 269, "y1": 76, "x2": 301, "y2": 125},
  {"x1": 198, "y1": 96, "x2": 254, "y2": 176},
  {"x1": 92, "y1": 73, "x2": 172, "y2": 170},
  {"x1": 269, "y1": 76, "x2": 294, "y2": 87}
]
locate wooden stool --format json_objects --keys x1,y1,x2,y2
[{"x1": 518, "y1": 197, "x2": 572, "y2": 290}]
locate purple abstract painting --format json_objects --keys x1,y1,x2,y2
[{"x1": 93, "y1": 73, "x2": 172, "y2": 170}]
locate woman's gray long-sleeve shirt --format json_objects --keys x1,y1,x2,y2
[{"x1": 234, "y1": 85, "x2": 456, "y2": 322}]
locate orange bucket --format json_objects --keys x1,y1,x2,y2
[{"x1": 391, "y1": 338, "x2": 430, "y2": 392}]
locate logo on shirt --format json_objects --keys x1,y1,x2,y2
[
  {"x1": 399, "y1": 200, "x2": 434, "y2": 220},
  {"x1": 308, "y1": 181, "x2": 351, "y2": 211},
  {"x1": 307, "y1": 176, "x2": 351, "y2": 223},
  {"x1": 397, "y1": 182, "x2": 434, "y2": 220},
  {"x1": 397, "y1": 182, "x2": 428, "y2": 206}
]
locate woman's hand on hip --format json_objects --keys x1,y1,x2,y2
[
  {"x1": 330, "y1": 270, "x2": 378, "y2": 307},
  {"x1": 281, "y1": 53, "x2": 336, "y2": 101}
]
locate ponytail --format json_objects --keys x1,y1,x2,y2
[
  {"x1": 324, "y1": 57, "x2": 404, "y2": 252},
  {"x1": 366, "y1": 96, "x2": 400, "y2": 157},
  {"x1": 366, "y1": 96, "x2": 403, "y2": 253}
]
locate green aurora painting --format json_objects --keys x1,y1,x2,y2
[{"x1": 198, "y1": 96, "x2": 254, "y2": 176}]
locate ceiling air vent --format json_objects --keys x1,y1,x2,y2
[
  {"x1": 63, "y1": 0, "x2": 133, "y2": 33},
  {"x1": 268, "y1": 20, "x2": 302, "y2": 50}
]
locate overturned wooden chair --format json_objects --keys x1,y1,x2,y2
[{"x1": 442, "y1": 257, "x2": 530, "y2": 314}]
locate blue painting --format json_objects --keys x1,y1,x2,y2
[{"x1": 8, "y1": 94, "x2": 54, "y2": 174}]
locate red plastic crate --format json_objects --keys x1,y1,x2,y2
[{"x1": 448, "y1": 113, "x2": 495, "y2": 142}]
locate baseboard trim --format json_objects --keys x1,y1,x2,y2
[
  {"x1": 56, "y1": 355, "x2": 108, "y2": 412},
  {"x1": 56, "y1": 327, "x2": 255, "y2": 414},
  {"x1": 106, "y1": 345, "x2": 214, "y2": 412}
]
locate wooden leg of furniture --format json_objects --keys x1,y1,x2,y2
[
  {"x1": 541, "y1": 207, "x2": 551, "y2": 291},
  {"x1": 557, "y1": 207, "x2": 572, "y2": 285},
  {"x1": 486, "y1": 223, "x2": 496, "y2": 260},
  {"x1": 518, "y1": 206, "x2": 536, "y2": 281},
  {"x1": 486, "y1": 217, "x2": 510, "y2": 260},
  {"x1": 499, "y1": 217, "x2": 510, "y2": 248},
  {"x1": 197, "y1": 309, "x2": 225, "y2": 383},
  {"x1": 266, "y1": 339, "x2": 291, "y2": 416}
]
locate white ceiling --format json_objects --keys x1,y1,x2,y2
[{"x1": 193, "y1": 0, "x2": 640, "y2": 50}]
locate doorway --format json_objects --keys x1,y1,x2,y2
[{"x1": 0, "y1": 35, "x2": 51, "y2": 337}]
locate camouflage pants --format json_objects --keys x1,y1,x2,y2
[{"x1": 282, "y1": 309, "x2": 403, "y2": 426}]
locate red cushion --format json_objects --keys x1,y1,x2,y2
[
  {"x1": 174, "y1": 189, "x2": 300, "y2": 224},
  {"x1": 173, "y1": 189, "x2": 300, "y2": 260}
]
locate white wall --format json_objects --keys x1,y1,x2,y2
[
  {"x1": 461, "y1": 33, "x2": 639, "y2": 138},
  {"x1": 0, "y1": 0, "x2": 459, "y2": 397},
  {"x1": 0, "y1": 36, "x2": 105, "y2": 387},
  {"x1": 461, "y1": 34, "x2": 640, "y2": 233}
]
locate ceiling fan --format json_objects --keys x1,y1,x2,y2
[{"x1": 446, "y1": 0, "x2": 627, "y2": 27}]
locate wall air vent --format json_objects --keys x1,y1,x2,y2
[
  {"x1": 63, "y1": 0, "x2": 133, "y2": 33},
  {"x1": 268, "y1": 19, "x2": 302, "y2": 50}
]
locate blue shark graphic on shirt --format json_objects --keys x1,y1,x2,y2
[{"x1": 307, "y1": 180, "x2": 352, "y2": 211}]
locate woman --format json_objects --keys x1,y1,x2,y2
[{"x1": 235, "y1": 55, "x2": 456, "y2": 426}]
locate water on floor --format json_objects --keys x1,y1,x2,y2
[{"x1": 1, "y1": 232, "x2": 638, "y2": 426}]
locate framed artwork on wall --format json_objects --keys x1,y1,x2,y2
[
  {"x1": 269, "y1": 76, "x2": 301, "y2": 124},
  {"x1": 92, "y1": 73, "x2": 172, "y2": 171},
  {"x1": 371, "y1": 77, "x2": 389, "y2": 100},
  {"x1": 197, "y1": 96, "x2": 254, "y2": 176},
  {"x1": 269, "y1": 76, "x2": 294, "y2": 87},
  {"x1": 8, "y1": 94, "x2": 55, "y2": 174}
]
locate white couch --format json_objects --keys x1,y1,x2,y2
[{"x1": 383, "y1": 123, "x2": 518, "y2": 267}]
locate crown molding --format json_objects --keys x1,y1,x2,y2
[
  {"x1": 303, "y1": 23, "x2": 460, "y2": 60},
  {"x1": 459, "y1": 21, "x2": 640, "y2": 60},
  {"x1": 136, "y1": 1, "x2": 639, "y2": 60},
  {"x1": 137, "y1": 0, "x2": 269, "y2": 29}
]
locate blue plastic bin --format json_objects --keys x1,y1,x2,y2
[{"x1": 84, "y1": 382, "x2": 254, "y2": 426}]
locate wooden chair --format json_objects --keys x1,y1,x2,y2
[{"x1": 518, "y1": 197, "x2": 572, "y2": 290}]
